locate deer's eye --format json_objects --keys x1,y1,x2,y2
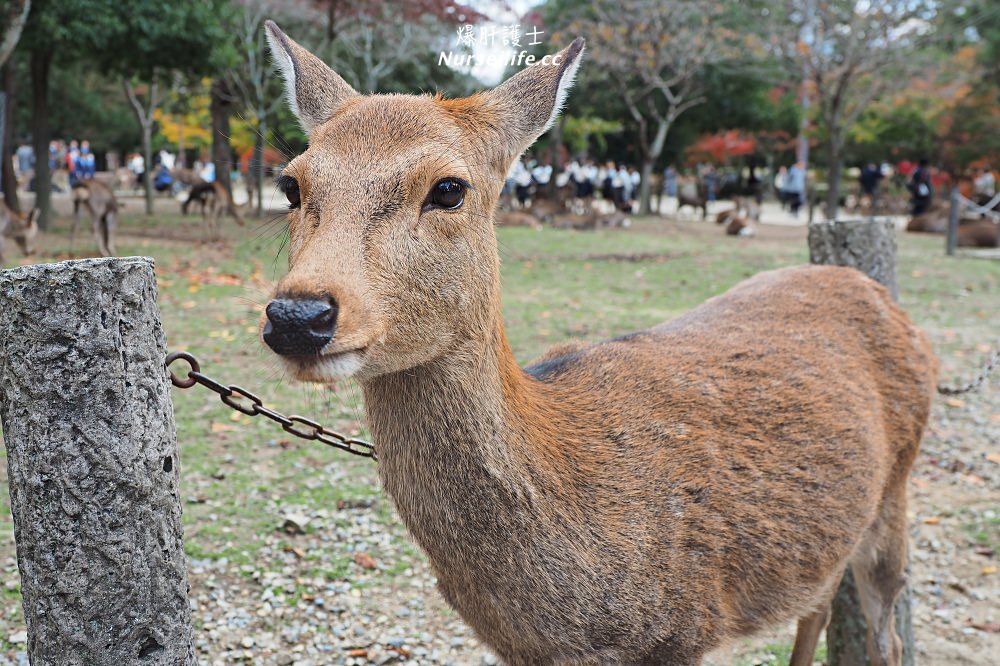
[
  {"x1": 423, "y1": 178, "x2": 467, "y2": 212},
  {"x1": 277, "y1": 175, "x2": 301, "y2": 209}
]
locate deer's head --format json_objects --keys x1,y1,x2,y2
[
  {"x1": 261, "y1": 21, "x2": 583, "y2": 382},
  {"x1": 3, "y1": 206, "x2": 40, "y2": 257}
]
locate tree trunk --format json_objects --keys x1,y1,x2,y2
[
  {"x1": 122, "y1": 79, "x2": 158, "y2": 215},
  {"x1": 639, "y1": 158, "x2": 655, "y2": 215},
  {"x1": 0, "y1": 257, "x2": 197, "y2": 665},
  {"x1": 809, "y1": 218, "x2": 914, "y2": 666},
  {"x1": 211, "y1": 77, "x2": 232, "y2": 197},
  {"x1": 639, "y1": 117, "x2": 670, "y2": 215},
  {"x1": 29, "y1": 48, "x2": 50, "y2": 230},
  {"x1": 1, "y1": 62, "x2": 18, "y2": 212},
  {"x1": 825, "y1": 137, "x2": 842, "y2": 221}
]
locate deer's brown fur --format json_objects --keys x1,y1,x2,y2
[
  {"x1": 956, "y1": 218, "x2": 998, "y2": 247},
  {"x1": 263, "y1": 22, "x2": 938, "y2": 666},
  {"x1": 0, "y1": 201, "x2": 39, "y2": 266},
  {"x1": 71, "y1": 178, "x2": 119, "y2": 257}
]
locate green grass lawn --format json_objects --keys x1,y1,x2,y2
[{"x1": 0, "y1": 210, "x2": 996, "y2": 659}]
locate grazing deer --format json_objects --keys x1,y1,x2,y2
[
  {"x1": 0, "y1": 201, "x2": 39, "y2": 266},
  {"x1": 261, "y1": 22, "x2": 938, "y2": 666},
  {"x1": 182, "y1": 181, "x2": 245, "y2": 239},
  {"x1": 71, "y1": 179, "x2": 119, "y2": 257},
  {"x1": 676, "y1": 181, "x2": 708, "y2": 220}
]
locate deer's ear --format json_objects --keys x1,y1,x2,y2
[
  {"x1": 265, "y1": 20, "x2": 358, "y2": 134},
  {"x1": 483, "y1": 38, "x2": 585, "y2": 157}
]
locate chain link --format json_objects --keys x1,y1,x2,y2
[
  {"x1": 937, "y1": 341, "x2": 1000, "y2": 396},
  {"x1": 165, "y1": 351, "x2": 377, "y2": 460}
]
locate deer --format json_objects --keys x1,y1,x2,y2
[
  {"x1": 71, "y1": 178, "x2": 119, "y2": 257},
  {"x1": 184, "y1": 181, "x2": 246, "y2": 240},
  {"x1": 260, "y1": 22, "x2": 938, "y2": 666},
  {"x1": 0, "y1": 201, "x2": 39, "y2": 266}
]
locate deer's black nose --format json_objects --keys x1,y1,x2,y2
[{"x1": 263, "y1": 298, "x2": 337, "y2": 357}]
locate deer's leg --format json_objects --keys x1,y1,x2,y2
[
  {"x1": 104, "y1": 212, "x2": 117, "y2": 256},
  {"x1": 70, "y1": 200, "x2": 82, "y2": 256},
  {"x1": 849, "y1": 483, "x2": 908, "y2": 666},
  {"x1": 92, "y1": 210, "x2": 111, "y2": 257},
  {"x1": 787, "y1": 565, "x2": 844, "y2": 666}
]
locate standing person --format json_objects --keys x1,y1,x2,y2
[
  {"x1": 908, "y1": 158, "x2": 933, "y2": 216},
  {"x1": 512, "y1": 158, "x2": 533, "y2": 206},
  {"x1": 66, "y1": 140, "x2": 80, "y2": 187},
  {"x1": 973, "y1": 166, "x2": 996, "y2": 205},
  {"x1": 15, "y1": 140, "x2": 35, "y2": 188},
  {"x1": 859, "y1": 162, "x2": 883, "y2": 200},
  {"x1": 703, "y1": 166, "x2": 719, "y2": 204},
  {"x1": 785, "y1": 161, "x2": 807, "y2": 218},
  {"x1": 774, "y1": 166, "x2": 788, "y2": 209},
  {"x1": 663, "y1": 165, "x2": 677, "y2": 198},
  {"x1": 77, "y1": 140, "x2": 96, "y2": 180},
  {"x1": 531, "y1": 160, "x2": 552, "y2": 191},
  {"x1": 625, "y1": 166, "x2": 640, "y2": 212}
]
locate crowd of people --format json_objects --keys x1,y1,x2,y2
[
  {"x1": 12, "y1": 139, "x2": 97, "y2": 191},
  {"x1": 505, "y1": 157, "x2": 644, "y2": 212}
]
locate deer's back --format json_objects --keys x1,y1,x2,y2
[{"x1": 518, "y1": 264, "x2": 937, "y2": 643}]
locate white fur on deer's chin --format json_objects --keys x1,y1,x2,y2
[{"x1": 288, "y1": 351, "x2": 365, "y2": 381}]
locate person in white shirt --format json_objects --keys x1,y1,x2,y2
[{"x1": 973, "y1": 167, "x2": 996, "y2": 204}]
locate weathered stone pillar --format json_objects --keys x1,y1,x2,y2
[
  {"x1": 809, "y1": 219, "x2": 914, "y2": 666},
  {"x1": 0, "y1": 257, "x2": 196, "y2": 665}
]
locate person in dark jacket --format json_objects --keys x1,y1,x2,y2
[{"x1": 909, "y1": 159, "x2": 933, "y2": 216}]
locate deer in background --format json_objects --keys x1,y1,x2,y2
[
  {"x1": 261, "y1": 22, "x2": 938, "y2": 666},
  {"x1": 0, "y1": 201, "x2": 39, "y2": 266},
  {"x1": 71, "y1": 178, "x2": 119, "y2": 257}
]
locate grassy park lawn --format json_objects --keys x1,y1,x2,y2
[{"x1": 0, "y1": 209, "x2": 997, "y2": 664}]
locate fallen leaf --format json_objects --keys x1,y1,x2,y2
[
  {"x1": 986, "y1": 453, "x2": 1000, "y2": 464},
  {"x1": 388, "y1": 645, "x2": 412, "y2": 658},
  {"x1": 974, "y1": 546, "x2": 995, "y2": 557},
  {"x1": 922, "y1": 516, "x2": 941, "y2": 525},
  {"x1": 945, "y1": 398, "x2": 965, "y2": 408},
  {"x1": 981, "y1": 565, "x2": 997, "y2": 576},
  {"x1": 968, "y1": 621, "x2": 1000, "y2": 633},
  {"x1": 353, "y1": 552, "x2": 378, "y2": 570},
  {"x1": 210, "y1": 422, "x2": 234, "y2": 433}
]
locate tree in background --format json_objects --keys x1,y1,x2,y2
[
  {"x1": 1, "y1": 0, "x2": 30, "y2": 211},
  {"x1": 781, "y1": 0, "x2": 939, "y2": 219},
  {"x1": 109, "y1": 1, "x2": 233, "y2": 214},
  {"x1": 0, "y1": 0, "x2": 30, "y2": 67},
  {"x1": 564, "y1": 0, "x2": 756, "y2": 214}
]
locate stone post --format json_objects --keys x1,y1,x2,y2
[
  {"x1": 808, "y1": 219, "x2": 914, "y2": 666},
  {"x1": 0, "y1": 257, "x2": 196, "y2": 665}
]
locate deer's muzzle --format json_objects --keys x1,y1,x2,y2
[{"x1": 263, "y1": 298, "x2": 338, "y2": 357}]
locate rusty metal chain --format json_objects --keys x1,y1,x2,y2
[
  {"x1": 937, "y1": 341, "x2": 1000, "y2": 396},
  {"x1": 165, "y1": 351, "x2": 377, "y2": 460}
]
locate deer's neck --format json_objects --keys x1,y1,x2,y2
[{"x1": 361, "y1": 317, "x2": 563, "y2": 561}]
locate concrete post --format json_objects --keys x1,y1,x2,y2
[
  {"x1": 808, "y1": 219, "x2": 914, "y2": 666},
  {"x1": 0, "y1": 257, "x2": 196, "y2": 665}
]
